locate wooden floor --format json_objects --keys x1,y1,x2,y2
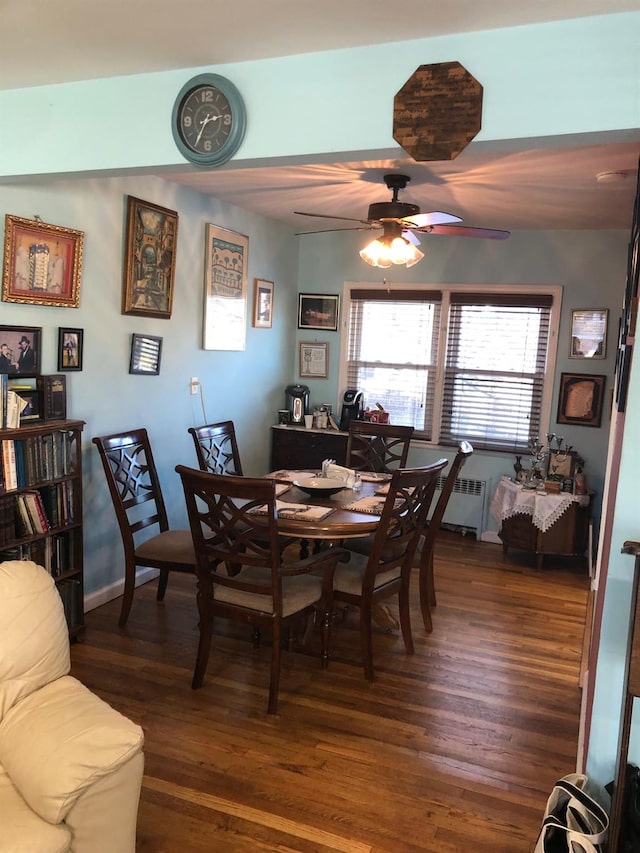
[{"x1": 70, "y1": 532, "x2": 589, "y2": 852}]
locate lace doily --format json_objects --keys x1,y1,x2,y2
[{"x1": 490, "y1": 477, "x2": 590, "y2": 533}]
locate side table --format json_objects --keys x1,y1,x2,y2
[{"x1": 491, "y1": 478, "x2": 591, "y2": 568}]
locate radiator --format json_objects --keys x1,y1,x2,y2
[{"x1": 427, "y1": 476, "x2": 487, "y2": 540}]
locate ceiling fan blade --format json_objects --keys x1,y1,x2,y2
[
  {"x1": 423, "y1": 224, "x2": 510, "y2": 240},
  {"x1": 402, "y1": 229, "x2": 421, "y2": 246},
  {"x1": 294, "y1": 210, "x2": 372, "y2": 225},
  {"x1": 402, "y1": 211, "x2": 462, "y2": 227},
  {"x1": 295, "y1": 226, "x2": 377, "y2": 236}
]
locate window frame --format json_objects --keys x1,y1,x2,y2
[{"x1": 338, "y1": 281, "x2": 562, "y2": 453}]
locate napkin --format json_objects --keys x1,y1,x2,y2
[
  {"x1": 250, "y1": 500, "x2": 335, "y2": 521},
  {"x1": 325, "y1": 462, "x2": 357, "y2": 488}
]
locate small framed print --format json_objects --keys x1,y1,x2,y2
[
  {"x1": 557, "y1": 372, "x2": 606, "y2": 428},
  {"x1": 298, "y1": 293, "x2": 339, "y2": 331},
  {"x1": 129, "y1": 333, "x2": 162, "y2": 375},
  {"x1": 58, "y1": 327, "x2": 83, "y2": 371},
  {"x1": 253, "y1": 278, "x2": 274, "y2": 328},
  {"x1": 569, "y1": 309, "x2": 608, "y2": 359},
  {"x1": 0, "y1": 324, "x2": 42, "y2": 375},
  {"x1": 299, "y1": 341, "x2": 328, "y2": 379},
  {"x1": 17, "y1": 390, "x2": 41, "y2": 423},
  {"x1": 546, "y1": 449, "x2": 577, "y2": 480}
]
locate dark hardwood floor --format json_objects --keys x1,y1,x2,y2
[{"x1": 70, "y1": 532, "x2": 589, "y2": 852}]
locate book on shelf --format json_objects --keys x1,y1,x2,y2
[
  {"x1": 23, "y1": 490, "x2": 50, "y2": 534},
  {"x1": 1, "y1": 440, "x2": 17, "y2": 492}
]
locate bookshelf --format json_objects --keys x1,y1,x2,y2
[{"x1": 0, "y1": 419, "x2": 85, "y2": 640}]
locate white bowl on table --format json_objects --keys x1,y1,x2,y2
[{"x1": 293, "y1": 477, "x2": 345, "y2": 497}]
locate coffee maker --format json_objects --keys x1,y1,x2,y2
[
  {"x1": 339, "y1": 388, "x2": 364, "y2": 431},
  {"x1": 285, "y1": 384, "x2": 310, "y2": 424}
]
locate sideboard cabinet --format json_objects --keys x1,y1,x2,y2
[
  {"x1": 499, "y1": 502, "x2": 590, "y2": 569},
  {"x1": 271, "y1": 425, "x2": 348, "y2": 471},
  {"x1": 0, "y1": 419, "x2": 85, "y2": 639}
]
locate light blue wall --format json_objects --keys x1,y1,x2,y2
[
  {"x1": 1, "y1": 13, "x2": 638, "y2": 177},
  {"x1": 295, "y1": 227, "x2": 628, "y2": 535},
  {"x1": 0, "y1": 176, "x2": 299, "y2": 597}
]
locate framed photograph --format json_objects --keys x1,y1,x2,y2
[
  {"x1": 129, "y1": 333, "x2": 162, "y2": 376},
  {"x1": 569, "y1": 308, "x2": 608, "y2": 359},
  {"x1": 0, "y1": 325, "x2": 41, "y2": 375},
  {"x1": 253, "y1": 278, "x2": 274, "y2": 328},
  {"x1": 299, "y1": 341, "x2": 329, "y2": 379},
  {"x1": 203, "y1": 223, "x2": 248, "y2": 351},
  {"x1": 557, "y1": 372, "x2": 607, "y2": 428},
  {"x1": 16, "y1": 390, "x2": 41, "y2": 423},
  {"x1": 122, "y1": 196, "x2": 178, "y2": 319},
  {"x1": 546, "y1": 449, "x2": 577, "y2": 480},
  {"x1": 58, "y1": 327, "x2": 83, "y2": 371},
  {"x1": 298, "y1": 293, "x2": 340, "y2": 331},
  {"x1": 2, "y1": 214, "x2": 84, "y2": 308}
]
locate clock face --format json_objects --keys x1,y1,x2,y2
[{"x1": 172, "y1": 74, "x2": 246, "y2": 167}]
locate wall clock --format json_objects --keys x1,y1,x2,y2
[{"x1": 171, "y1": 73, "x2": 247, "y2": 167}]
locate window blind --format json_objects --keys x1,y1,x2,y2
[
  {"x1": 346, "y1": 290, "x2": 442, "y2": 439},
  {"x1": 440, "y1": 293, "x2": 553, "y2": 451}
]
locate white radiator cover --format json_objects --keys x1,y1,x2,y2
[{"x1": 427, "y1": 476, "x2": 487, "y2": 540}]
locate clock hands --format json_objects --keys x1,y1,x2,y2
[{"x1": 194, "y1": 112, "x2": 226, "y2": 145}]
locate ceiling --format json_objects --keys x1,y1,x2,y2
[{"x1": 2, "y1": 0, "x2": 639, "y2": 232}]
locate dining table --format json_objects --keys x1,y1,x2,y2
[{"x1": 261, "y1": 468, "x2": 392, "y2": 541}]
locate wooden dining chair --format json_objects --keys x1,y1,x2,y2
[
  {"x1": 345, "y1": 421, "x2": 414, "y2": 473},
  {"x1": 334, "y1": 458, "x2": 447, "y2": 681},
  {"x1": 418, "y1": 440, "x2": 474, "y2": 632},
  {"x1": 188, "y1": 420, "x2": 243, "y2": 476},
  {"x1": 92, "y1": 428, "x2": 196, "y2": 627},
  {"x1": 175, "y1": 464, "x2": 350, "y2": 714}
]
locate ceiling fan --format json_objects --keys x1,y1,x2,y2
[{"x1": 294, "y1": 173, "x2": 510, "y2": 261}]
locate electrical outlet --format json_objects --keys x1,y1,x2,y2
[{"x1": 190, "y1": 377, "x2": 199, "y2": 396}]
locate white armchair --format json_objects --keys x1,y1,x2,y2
[{"x1": 0, "y1": 560, "x2": 144, "y2": 853}]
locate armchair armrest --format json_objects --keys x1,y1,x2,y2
[{"x1": 0, "y1": 675, "x2": 143, "y2": 825}]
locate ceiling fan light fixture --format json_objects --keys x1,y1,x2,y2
[{"x1": 359, "y1": 234, "x2": 424, "y2": 268}]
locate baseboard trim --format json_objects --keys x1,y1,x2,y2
[
  {"x1": 84, "y1": 568, "x2": 159, "y2": 613},
  {"x1": 481, "y1": 531, "x2": 501, "y2": 544}
]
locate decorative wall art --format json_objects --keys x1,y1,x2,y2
[
  {"x1": 569, "y1": 309, "x2": 608, "y2": 359},
  {"x1": 0, "y1": 325, "x2": 42, "y2": 375},
  {"x1": 299, "y1": 342, "x2": 329, "y2": 378},
  {"x1": 122, "y1": 196, "x2": 178, "y2": 319},
  {"x1": 557, "y1": 372, "x2": 607, "y2": 428},
  {"x1": 129, "y1": 333, "x2": 163, "y2": 375},
  {"x1": 58, "y1": 327, "x2": 83, "y2": 371},
  {"x1": 298, "y1": 294, "x2": 339, "y2": 331},
  {"x1": 203, "y1": 223, "x2": 248, "y2": 350},
  {"x1": 253, "y1": 278, "x2": 274, "y2": 328},
  {"x1": 2, "y1": 215, "x2": 84, "y2": 308}
]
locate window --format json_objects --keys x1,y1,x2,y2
[{"x1": 341, "y1": 284, "x2": 560, "y2": 453}]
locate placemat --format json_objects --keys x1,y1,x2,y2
[
  {"x1": 344, "y1": 496, "x2": 388, "y2": 515},
  {"x1": 359, "y1": 472, "x2": 392, "y2": 483},
  {"x1": 250, "y1": 500, "x2": 335, "y2": 521}
]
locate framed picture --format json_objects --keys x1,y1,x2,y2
[
  {"x1": 546, "y1": 449, "x2": 577, "y2": 480},
  {"x1": 2, "y1": 214, "x2": 84, "y2": 308},
  {"x1": 203, "y1": 223, "x2": 248, "y2": 351},
  {"x1": 253, "y1": 278, "x2": 274, "y2": 328},
  {"x1": 299, "y1": 341, "x2": 329, "y2": 378},
  {"x1": 122, "y1": 196, "x2": 178, "y2": 319},
  {"x1": 569, "y1": 308, "x2": 608, "y2": 359},
  {"x1": 298, "y1": 293, "x2": 340, "y2": 331},
  {"x1": 129, "y1": 333, "x2": 162, "y2": 375},
  {"x1": 16, "y1": 390, "x2": 41, "y2": 423},
  {"x1": 58, "y1": 327, "x2": 83, "y2": 371},
  {"x1": 557, "y1": 372, "x2": 607, "y2": 428},
  {"x1": 0, "y1": 325, "x2": 41, "y2": 375}
]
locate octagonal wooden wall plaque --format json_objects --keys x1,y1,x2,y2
[{"x1": 393, "y1": 61, "x2": 483, "y2": 161}]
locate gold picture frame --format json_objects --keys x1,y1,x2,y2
[
  {"x1": 2, "y1": 214, "x2": 84, "y2": 308},
  {"x1": 253, "y1": 278, "x2": 274, "y2": 328},
  {"x1": 122, "y1": 196, "x2": 178, "y2": 319},
  {"x1": 203, "y1": 223, "x2": 249, "y2": 350}
]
